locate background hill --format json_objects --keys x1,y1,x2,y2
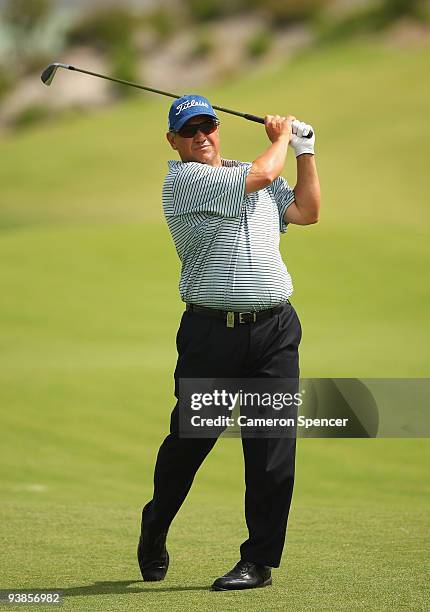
[{"x1": 1, "y1": 0, "x2": 429, "y2": 130}]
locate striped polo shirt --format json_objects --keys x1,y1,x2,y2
[{"x1": 162, "y1": 158, "x2": 295, "y2": 311}]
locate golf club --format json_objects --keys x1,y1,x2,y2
[{"x1": 41, "y1": 62, "x2": 313, "y2": 137}]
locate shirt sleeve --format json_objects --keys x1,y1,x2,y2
[
  {"x1": 268, "y1": 176, "x2": 296, "y2": 233},
  {"x1": 172, "y1": 162, "x2": 251, "y2": 218}
]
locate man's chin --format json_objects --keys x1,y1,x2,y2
[{"x1": 192, "y1": 150, "x2": 216, "y2": 165}]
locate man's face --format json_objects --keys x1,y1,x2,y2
[{"x1": 166, "y1": 114, "x2": 221, "y2": 167}]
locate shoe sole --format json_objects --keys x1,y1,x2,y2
[{"x1": 211, "y1": 576, "x2": 272, "y2": 591}]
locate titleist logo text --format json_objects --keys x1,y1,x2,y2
[{"x1": 175, "y1": 100, "x2": 209, "y2": 115}]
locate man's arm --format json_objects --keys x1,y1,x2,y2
[
  {"x1": 245, "y1": 115, "x2": 295, "y2": 194},
  {"x1": 284, "y1": 154, "x2": 320, "y2": 225}
]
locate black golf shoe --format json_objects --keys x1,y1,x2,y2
[
  {"x1": 211, "y1": 560, "x2": 272, "y2": 591},
  {"x1": 137, "y1": 509, "x2": 169, "y2": 581}
]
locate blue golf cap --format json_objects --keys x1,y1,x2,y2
[{"x1": 168, "y1": 94, "x2": 218, "y2": 131}]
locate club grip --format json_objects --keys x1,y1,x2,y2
[
  {"x1": 243, "y1": 113, "x2": 313, "y2": 139},
  {"x1": 243, "y1": 113, "x2": 265, "y2": 124}
]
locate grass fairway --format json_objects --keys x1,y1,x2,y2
[{"x1": 1, "y1": 42, "x2": 429, "y2": 610}]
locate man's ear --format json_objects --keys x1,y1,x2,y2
[{"x1": 166, "y1": 132, "x2": 177, "y2": 150}]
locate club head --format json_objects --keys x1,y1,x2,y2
[{"x1": 41, "y1": 63, "x2": 70, "y2": 86}]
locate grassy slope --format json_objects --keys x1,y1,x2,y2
[{"x1": 0, "y1": 42, "x2": 429, "y2": 610}]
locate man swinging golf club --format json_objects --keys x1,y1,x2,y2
[{"x1": 137, "y1": 93, "x2": 321, "y2": 591}]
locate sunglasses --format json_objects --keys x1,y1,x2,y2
[{"x1": 173, "y1": 119, "x2": 219, "y2": 138}]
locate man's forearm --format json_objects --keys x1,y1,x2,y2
[{"x1": 294, "y1": 154, "x2": 320, "y2": 223}]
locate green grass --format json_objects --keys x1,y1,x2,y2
[{"x1": 0, "y1": 42, "x2": 429, "y2": 610}]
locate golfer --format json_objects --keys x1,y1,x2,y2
[{"x1": 137, "y1": 94, "x2": 320, "y2": 591}]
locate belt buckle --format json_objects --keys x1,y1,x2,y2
[{"x1": 239, "y1": 311, "x2": 256, "y2": 324}]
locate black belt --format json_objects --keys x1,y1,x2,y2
[{"x1": 186, "y1": 301, "x2": 290, "y2": 328}]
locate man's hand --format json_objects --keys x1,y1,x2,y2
[
  {"x1": 289, "y1": 120, "x2": 315, "y2": 157},
  {"x1": 265, "y1": 114, "x2": 296, "y2": 144}
]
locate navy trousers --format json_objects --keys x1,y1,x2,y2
[{"x1": 144, "y1": 301, "x2": 302, "y2": 567}]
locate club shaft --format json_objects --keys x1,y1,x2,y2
[
  {"x1": 43, "y1": 64, "x2": 313, "y2": 135},
  {"x1": 68, "y1": 66, "x2": 261, "y2": 123},
  {"x1": 68, "y1": 66, "x2": 182, "y2": 98}
]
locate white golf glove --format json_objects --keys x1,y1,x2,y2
[{"x1": 289, "y1": 119, "x2": 315, "y2": 157}]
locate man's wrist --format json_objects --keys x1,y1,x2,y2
[
  {"x1": 273, "y1": 135, "x2": 290, "y2": 146},
  {"x1": 294, "y1": 146, "x2": 315, "y2": 157}
]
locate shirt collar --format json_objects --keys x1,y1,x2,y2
[{"x1": 168, "y1": 158, "x2": 245, "y2": 169}]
